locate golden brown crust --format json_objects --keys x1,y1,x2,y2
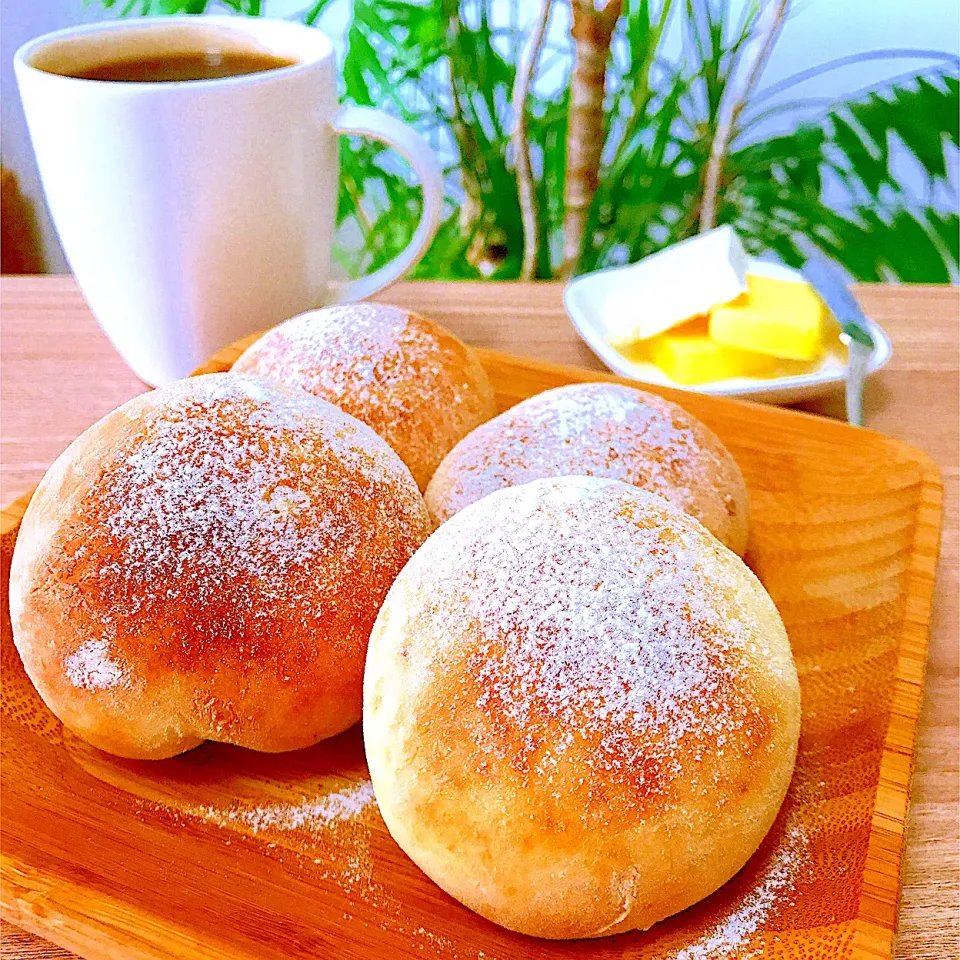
[
  {"x1": 233, "y1": 304, "x2": 497, "y2": 491},
  {"x1": 10, "y1": 374, "x2": 431, "y2": 759},
  {"x1": 425, "y1": 382, "x2": 749, "y2": 554},
  {"x1": 364, "y1": 477, "x2": 799, "y2": 939}
]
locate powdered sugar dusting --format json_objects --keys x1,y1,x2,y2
[
  {"x1": 426, "y1": 382, "x2": 739, "y2": 543},
  {"x1": 196, "y1": 780, "x2": 376, "y2": 835},
  {"x1": 672, "y1": 825, "x2": 810, "y2": 959},
  {"x1": 402, "y1": 476, "x2": 773, "y2": 803},
  {"x1": 64, "y1": 638, "x2": 129, "y2": 690},
  {"x1": 104, "y1": 374, "x2": 401, "y2": 578},
  {"x1": 237, "y1": 305, "x2": 432, "y2": 410},
  {"x1": 233, "y1": 304, "x2": 495, "y2": 489},
  {"x1": 184, "y1": 776, "x2": 484, "y2": 957},
  {"x1": 65, "y1": 373, "x2": 426, "y2": 629},
  {"x1": 186, "y1": 777, "x2": 387, "y2": 904}
]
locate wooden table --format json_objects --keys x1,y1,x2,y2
[{"x1": 1, "y1": 276, "x2": 957, "y2": 959}]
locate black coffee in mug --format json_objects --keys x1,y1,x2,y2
[{"x1": 46, "y1": 49, "x2": 298, "y2": 83}]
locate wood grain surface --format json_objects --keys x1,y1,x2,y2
[
  {"x1": 1, "y1": 276, "x2": 957, "y2": 960},
  {"x1": 0, "y1": 348, "x2": 942, "y2": 960}
]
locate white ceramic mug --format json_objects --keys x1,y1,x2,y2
[{"x1": 15, "y1": 16, "x2": 444, "y2": 385}]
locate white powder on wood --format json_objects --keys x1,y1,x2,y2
[
  {"x1": 673, "y1": 825, "x2": 810, "y2": 959},
  {"x1": 196, "y1": 780, "x2": 376, "y2": 836}
]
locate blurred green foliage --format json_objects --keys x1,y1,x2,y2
[{"x1": 92, "y1": 0, "x2": 960, "y2": 281}]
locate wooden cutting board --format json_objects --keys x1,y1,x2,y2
[{"x1": 0, "y1": 341, "x2": 942, "y2": 960}]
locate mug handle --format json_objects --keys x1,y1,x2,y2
[{"x1": 332, "y1": 105, "x2": 444, "y2": 301}]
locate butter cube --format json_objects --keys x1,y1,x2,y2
[
  {"x1": 710, "y1": 273, "x2": 824, "y2": 362},
  {"x1": 603, "y1": 226, "x2": 749, "y2": 345},
  {"x1": 649, "y1": 318, "x2": 780, "y2": 385}
]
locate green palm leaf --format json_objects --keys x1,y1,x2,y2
[{"x1": 729, "y1": 70, "x2": 959, "y2": 281}]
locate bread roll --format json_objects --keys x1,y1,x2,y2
[
  {"x1": 10, "y1": 374, "x2": 431, "y2": 760},
  {"x1": 425, "y1": 381, "x2": 749, "y2": 554},
  {"x1": 364, "y1": 477, "x2": 800, "y2": 939},
  {"x1": 232, "y1": 304, "x2": 497, "y2": 491}
]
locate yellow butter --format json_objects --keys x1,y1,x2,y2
[
  {"x1": 709, "y1": 273, "x2": 824, "y2": 362},
  {"x1": 603, "y1": 226, "x2": 749, "y2": 344},
  {"x1": 648, "y1": 318, "x2": 780, "y2": 385}
]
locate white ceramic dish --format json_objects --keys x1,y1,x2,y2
[{"x1": 564, "y1": 259, "x2": 892, "y2": 404}]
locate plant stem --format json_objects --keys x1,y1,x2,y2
[
  {"x1": 601, "y1": 1, "x2": 677, "y2": 195},
  {"x1": 343, "y1": 174, "x2": 374, "y2": 234},
  {"x1": 700, "y1": 0, "x2": 788, "y2": 232},
  {"x1": 511, "y1": 0, "x2": 554, "y2": 281},
  {"x1": 442, "y1": 0, "x2": 484, "y2": 233},
  {"x1": 562, "y1": 0, "x2": 624, "y2": 277}
]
